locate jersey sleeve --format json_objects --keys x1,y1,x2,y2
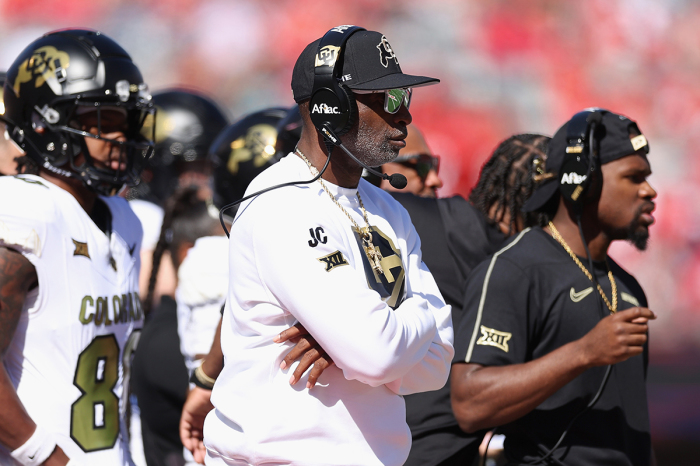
[
  {"x1": 0, "y1": 176, "x2": 55, "y2": 258},
  {"x1": 128, "y1": 199, "x2": 163, "y2": 251},
  {"x1": 454, "y1": 252, "x2": 532, "y2": 367},
  {"x1": 105, "y1": 196, "x2": 143, "y2": 256},
  {"x1": 245, "y1": 189, "x2": 451, "y2": 389},
  {"x1": 383, "y1": 209, "x2": 454, "y2": 395}
]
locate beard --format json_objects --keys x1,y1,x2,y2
[
  {"x1": 344, "y1": 117, "x2": 402, "y2": 168},
  {"x1": 623, "y1": 204, "x2": 651, "y2": 251}
]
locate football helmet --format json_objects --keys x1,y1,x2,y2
[
  {"x1": 209, "y1": 107, "x2": 287, "y2": 209},
  {"x1": 274, "y1": 105, "x2": 302, "y2": 160},
  {"x1": 3, "y1": 29, "x2": 155, "y2": 195},
  {"x1": 130, "y1": 89, "x2": 229, "y2": 204}
]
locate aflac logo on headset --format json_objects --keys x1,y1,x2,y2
[
  {"x1": 311, "y1": 102, "x2": 340, "y2": 114},
  {"x1": 560, "y1": 172, "x2": 587, "y2": 185},
  {"x1": 309, "y1": 25, "x2": 366, "y2": 136},
  {"x1": 559, "y1": 109, "x2": 605, "y2": 204}
]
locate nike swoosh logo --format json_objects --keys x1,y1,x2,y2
[
  {"x1": 621, "y1": 292, "x2": 639, "y2": 307},
  {"x1": 570, "y1": 287, "x2": 594, "y2": 302}
]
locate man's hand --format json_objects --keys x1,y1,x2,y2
[
  {"x1": 42, "y1": 446, "x2": 69, "y2": 466},
  {"x1": 180, "y1": 387, "x2": 213, "y2": 465},
  {"x1": 274, "y1": 323, "x2": 334, "y2": 389},
  {"x1": 577, "y1": 307, "x2": 655, "y2": 368}
]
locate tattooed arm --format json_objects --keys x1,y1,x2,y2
[{"x1": 0, "y1": 247, "x2": 69, "y2": 465}]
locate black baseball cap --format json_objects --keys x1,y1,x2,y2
[
  {"x1": 522, "y1": 109, "x2": 649, "y2": 212},
  {"x1": 292, "y1": 29, "x2": 439, "y2": 103}
]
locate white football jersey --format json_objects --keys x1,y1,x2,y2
[
  {"x1": 176, "y1": 235, "x2": 228, "y2": 374},
  {"x1": 0, "y1": 175, "x2": 143, "y2": 465}
]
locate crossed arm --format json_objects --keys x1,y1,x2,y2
[
  {"x1": 0, "y1": 247, "x2": 69, "y2": 465},
  {"x1": 179, "y1": 318, "x2": 333, "y2": 464}
]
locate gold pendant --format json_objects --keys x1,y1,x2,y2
[
  {"x1": 364, "y1": 245, "x2": 384, "y2": 275},
  {"x1": 362, "y1": 234, "x2": 384, "y2": 275}
]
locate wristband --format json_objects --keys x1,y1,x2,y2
[
  {"x1": 66, "y1": 459, "x2": 85, "y2": 466},
  {"x1": 190, "y1": 363, "x2": 216, "y2": 390},
  {"x1": 10, "y1": 424, "x2": 56, "y2": 466}
]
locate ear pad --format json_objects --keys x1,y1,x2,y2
[
  {"x1": 309, "y1": 86, "x2": 346, "y2": 134},
  {"x1": 559, "y1": 110, "x2": 603, "y2": 209},
  {"x1": 334, "y1": 83, "x2": 357, "y2": 136},
  {"x1": 559, "y1": 155, "x2": 592, "y2": 205},
  {"x1": 308, "y1": 83, "x2": 358, "y2": 136}
]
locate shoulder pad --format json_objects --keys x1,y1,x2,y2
[{"x1": 0, "y1": 175, "x2": 59, "y2": 257}]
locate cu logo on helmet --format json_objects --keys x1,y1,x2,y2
[
  {"x1": 311, "y1": 103, "x2": 340, "y2": 114},
  {"x1": 13, "y1": 46, "x2": 70, "y2": 97}
]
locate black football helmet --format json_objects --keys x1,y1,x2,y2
[
  {"x1": 130, "y1": 89, "x2": 229, "y2": 204},
  {"x1": 274, "y1": 105, "x2": 302, "y2": 160},
  {"x1": 209, "y1": 107, "x2": 287, "y2": 209},
  {"x1": 3, "y1": 29, "x2": 155, "y2": 195}
]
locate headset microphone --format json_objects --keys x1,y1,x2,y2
[
  {"x1": 320, "y1": 123, "x2": 408, "y2": 189},
  {"x1": 387, "y1": 173, "x2": 408, "y2": 189}
]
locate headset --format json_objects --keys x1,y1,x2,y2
[
  {"x1": 309, "y1": 25, "x2": 365, "y2": 136},
  {"x1": 219, "y1": 25, "x2": 406, "y2": 236},
  {"x1": 558, "y1": 108, "x2": 605, "y2": 212},
  {"x1": 308, "y1": 25, "x2": 407, "y2": 189}
]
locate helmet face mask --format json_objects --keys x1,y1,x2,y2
[
  {"x1": 63, "y1": 100, "x2": 155, "y2": 195},
  {"x1": 4, "y1": 29, "x2": 155, "y2": 195}
]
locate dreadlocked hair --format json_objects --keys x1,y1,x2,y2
[
  {"x1": 142, "y1": 186, "x2": 221, "y2": 316},
  {"x1": 469, "y1": 134, "x2": 551, "y2": 236}
]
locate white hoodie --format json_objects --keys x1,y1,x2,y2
[{"x1": 204, "y1": 154, "x2": 453, "y2": 466}]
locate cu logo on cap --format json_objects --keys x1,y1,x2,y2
[{"x1": 376, "y1": 36, "x2": 399, "y2": 68}]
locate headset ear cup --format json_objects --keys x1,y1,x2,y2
[
  {"x1": 559, "y1": 156, "x2": 591, "y2": 210},
  {"x1": 335, "y1": 84, "x2": 357, "y2": 136},
  {"x1": 308, "y1": 91, "x2": 324, "y2": 133}
]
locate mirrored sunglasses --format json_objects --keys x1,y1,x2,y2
[
  {"x1": 384, "y1": 88, "x2": 412, "y2": 114},
  {"x1": 354, "y1": 88, "x2": 412, "y2": 114}
]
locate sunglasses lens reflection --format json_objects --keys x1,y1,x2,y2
[{"x1": 384, "y1": 88, "x2": 411, "y2": 114}]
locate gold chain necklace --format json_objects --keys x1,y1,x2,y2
[
  {"x1": 296, "y1": 149, "x2": 385, "y2": 275},
  {"x1": 548, "y1": 221, "x2": 617, "y2": 313}
]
